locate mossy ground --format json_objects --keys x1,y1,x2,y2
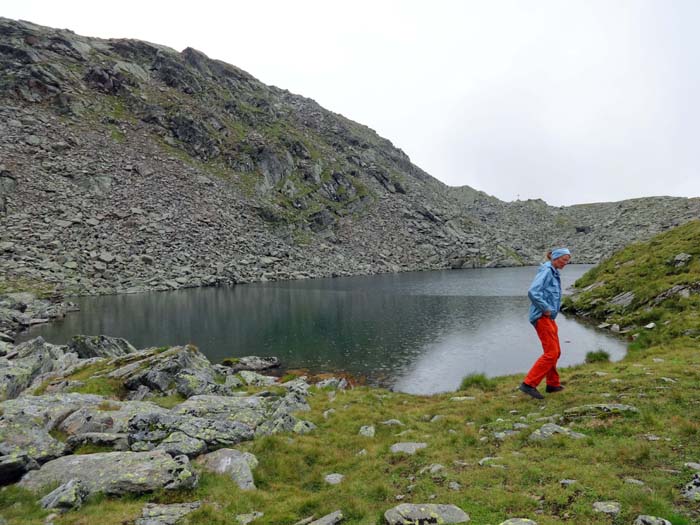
[{"x1": 3, "y1": 337, "x2": 699, "y2": 524}]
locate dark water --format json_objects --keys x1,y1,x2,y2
[{"x1": 19, "y1": 266, "x2": 626, "y2": 394}]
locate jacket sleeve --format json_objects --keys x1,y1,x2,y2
[{"x1": 528, "y1": 269, "x2": 551, "y2": 313}]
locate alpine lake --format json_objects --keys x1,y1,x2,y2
[{"x1": 20, "y1": 265, "x2": 627, "y2": 395}]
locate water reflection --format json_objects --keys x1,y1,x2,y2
[{"x1": 20, "y1": 266, "x2": 627, "y2": 394}]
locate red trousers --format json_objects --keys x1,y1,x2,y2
[{"x1": 524, "y1": 316, "x2": 561, "y2": 388}]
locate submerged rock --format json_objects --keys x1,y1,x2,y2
[{"x1": 19, "y1": 450, "x2": 198, "y2": 496}]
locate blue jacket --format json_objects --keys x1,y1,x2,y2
[{"x1": 528, "y1": 262, "x2": 562, "y2": 325}]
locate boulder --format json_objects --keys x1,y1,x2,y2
[
  {"x1": 40, "y1": 479, "x2": 88, "y2": 510},
  {"x1": 0, "y1": 393, "x2": 104, "y2": 463},
  {"x1": 384, "y1": 503, "x2": 470, "y2": 524},
  {"x1": 499, "y1": 520, "x2": 538, "y2": 525},
  {"x1": 135, "y1": 501, "x2": 202, "y2": 525},
  {"x1": 220, "y1": 356, "x2": 280, "y2": 372},
  {"x1": 197, "y1": 448, "x2": 258, "y2": 490},
  {"x1": 68, "y1": 335, "x2": 137, "y2": 358},
  {"x1": 128, "y1": 411, "x2": 255, "y2": 451},
  {"x1": 0, "y1": 453, "x2": 39, "y2": 485},
  {"x1": 19, "y1": 450, "x2": 198, "y2": 496},
  {"x1": 309, "y1": 511, "x2": 344, "y2": 525}
]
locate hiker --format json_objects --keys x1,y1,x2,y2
[{"x1": 519, "y1": 248, "x2": 572, "y2": 400}]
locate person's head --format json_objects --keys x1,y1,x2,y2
[{"x1": 549, "y1": 248, "x2": 571, "y2": 269}]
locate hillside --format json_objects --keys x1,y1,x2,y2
[{"x1": 0, "y1": 17, "x2": 699, "y2": 298}]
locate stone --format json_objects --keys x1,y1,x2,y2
[
  {"x1": 68, "y1": 334, "x2": 137, "y2": 358},
  {"x1": 135, "y1": 501, "x2": 202, "y2": 525},
  {"x1": 592, "y1": 501, "x2": 621, "y2": 516},
  {"x1": 528, "y1": 424, "x2": 586, "y2": 441},
  {"x1": 682, "y1": 473, "x2": 700, "y2": 501},
  {"x1": 684, "y1": 462, "x2": 700, "y2": 471},
  {"x1": 236, "y1": 511, "x2": 264, "y2": 524},
  {"x1": 0, "y1": 453, "x2": 40, "y2": 484},
  {"x1": 633, "y1": 516, "x2": 672, "y2": 525},
  {"x1": 155, "y1": 431, "x2": 207, "y2": 457},
  {"x1": 499, "y1": 520, "x2": 538, "y2": 525},
  {"x1": 239, "y1": 370, "x2": 277, "y2": 386},
  {"x1": 450, "y1": 396, "x2": 476, "y2": 401},
  {"x1": 382, "y1": 419, "x2": 404, "y2": 426},
  {"x1": 324, "y1": 473, "x2": 344, "y2": 485},
  {"x1": 390, "y1": 442, "x2": 427, "y2": 455},
  {"x1": 40, "y1": 479, "x2": 88, "y2": 510},
  {"x1": 220, "y1": 355, "x2": 280, "y2": 372},
  {"x1": 19, "y1": 450, "x2": 198, "y2": 496},
  {"x1": 359, "y1": 425, "x2": 375, "y2": 437},
  {"x1": 609, "y1": 291, "x2": 635, "y2": 307},
  {"x1": 564, "y1": 404, "x2": 638, "y2": 419},
  {"x1": 197, "y1": 448, "x2": 258, "y2": 490},
  {"x1": 384, "y1": 503, "x2": 470, "y2": 524},
  {"x1": 559, "y1": 479, "x2": 577, "y2": 487},
  {"x1": 308, "y1": 511, "x2": 344, "y2": 525}
]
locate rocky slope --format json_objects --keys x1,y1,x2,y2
[{"x1": 0, "y1": 17, "x2": 698, "y2": 297}]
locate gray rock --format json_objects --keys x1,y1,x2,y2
[
  {"x1": 382, "y1": 419, "x2": 404, "y2": 426},
  {"x1": 0, "y1": 393, "x2": 104, "y2": 463},
  {"x1": 564, "y1": 404, "x2": 639, "y2": 419},
  {"x1": 0, "y1": 453, "x2": 40, "y2": 484},
  {"x1": 684, "y1": 462, "x2": 700, "y2": 471},
  {"x1": 221, "y1": 356, "x2": 280, "y2": 372},
  {"x1": 673, "y1": 252, "x2": 692, "y2": 267},
  {"x1": 682, "y1": 473, "x2": 700, "y2": 501},
  {"x1": 135, "y1": 501, "x2": 202, "y2": 525},
  {"x1": 66, "y1": 432, "x2": 130, "y2": 452},
  {"x1": 309, "y1": 511, "x2": 344, "y2": 525},
  {"x1": 238, "y1": 370, "x2": 277, "y2": 386},
  {"x1": 499, "y1": 520, "x2": 538, "y2": 525},
  {"x1": 19, "y1": 450, "x2": 198, "y2": 495},
  {"x1": 59, "y1": 401, "x2": 169, "y2": 436},
  {"x1": 528, "y1": 423, "x2": 586, "y2": 441},
  {"x1": 236, "y1": 511, "x2": 264, "y2": 524},
  {"x1": 592, "y1": 501, "x2": 621, "y2": 516},
  {"x1": 559, "y1": 479, "x2": 577, "y2": 487},
  {"x1": 324, "y1": 473, "x2": 344, "y2": 485},
  {"x1": 634, "y1": 516, "x2": 672, "y2": 525},
  {"x1": 40, "y1": 479, "x2": 88, "y2": 510},
  {"x1": 390, "y1": 443, "x2": 427, "y2": 455},
  {"x1": 128, "y1": 411, "x2": 255, "y2": 450},
  {"x1": 359, "y1": 425, "x2": 375, "y2": 437},
  {"x1": 155, "y1": 431, "x2": 207, "y2": 457},
  {"x1": 197, "y1": 448, "x2": 258, "y2": 490},
  {"x1": 68, "y1": 334, "x2": 137, "y2": 358},
  {"x1": 384, "y1": 503, "x2": 470, "y2": 524},
  {"x1": 609, "y1": 291, "x2": 635, "y2": 307}
]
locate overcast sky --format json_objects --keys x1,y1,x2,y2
[{"x1": 4, "y1": 1, "x2": 699, "y2": 205}]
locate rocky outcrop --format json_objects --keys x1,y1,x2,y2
[{"x1": 384, "y1": 503, "x2": 470, "y2": 524}]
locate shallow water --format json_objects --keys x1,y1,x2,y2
[{"x1": 20, "y1": 265, "x2": 626, "y2": 394}]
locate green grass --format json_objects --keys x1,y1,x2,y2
[
  {"x1": 5, "y1": 223, "x2": 700, "y2": 524},
  {"x1": 585, "y1": 350, "x2": 611, "y2": 363}
]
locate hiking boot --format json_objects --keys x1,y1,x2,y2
[
  {"x1": 546, "y1": 385, "x2": 565, "y2": 393},
  {"x1": 519, "y1": 382, "x2": 544, "y2": 400}
]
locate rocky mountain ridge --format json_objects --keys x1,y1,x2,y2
[{"x1": 0, "y1": 17, "x2": 698, "y2": 297}]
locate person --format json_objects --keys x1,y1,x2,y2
[{"x1": 519, "y1": 248, "x2": 572, "y2": 400}]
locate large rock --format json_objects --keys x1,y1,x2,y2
[
  {"x1": 634, "y1": 516, "x2": 672, "y2": 525},
  {"x1": 68, "y1": 335, "x2": 137, "y2": 358},
  {"x1": 127, "y1": 411, "x2": 255, "y2": 451},
  {"x1": 0, "y1": 393, "x2": 104, "y2": 463},
  {"x1": 682, "y1": 473, "x2": 700, "y2": 501},
  {"x1": 384, "y1": 503, "x2": 470, "y2": 524},
  {"x1": 0, "y1": 337, "x2": 79, "y2": 400},
  {"x1": 19, "y1": 450, "x2": 198, "y2": 495},
  {"x1": 59, "y1": 400, "x2": 169, "y2": 435},
  {"x1": 197, "y1": 448, "x2": 258, "y2": 490},
  {"x1": 220, "y1": 356, "x2": 280, "y2": 372},
  {"x1": 0, "y1": 453, "x2": 39, "y2": 485}
]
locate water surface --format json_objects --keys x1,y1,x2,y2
[{"x1": 21, "y1": 266, "x2": 627, "y2": 394}]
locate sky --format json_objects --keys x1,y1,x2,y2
[{"x1": 3, "y1": 1, "x2": 699, "y2": 206}]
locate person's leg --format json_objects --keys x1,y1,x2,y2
[
  {"x1": 524, "y1": 317, "x2": 560, "y2": 388},
  {"x1": 545, "y1": 321, "x2": 562, "y2": 388}
]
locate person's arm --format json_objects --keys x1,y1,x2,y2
[{"x1": 528, "y1": 270, "x2": 551, "y2": 316}]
